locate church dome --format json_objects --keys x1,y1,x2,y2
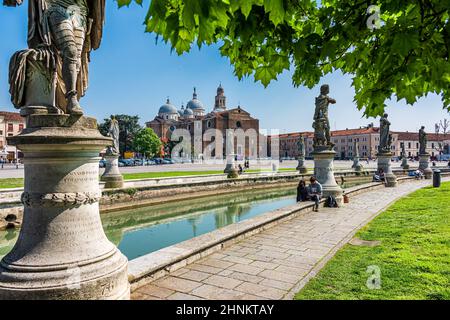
[
  {"x1": 158, "y1": 98, "x2": 178, "y2": 115},
  {"x1": 184, "y1": 108, "x2": 194, "y2": 116},
  {"x1": 186, "y1": 88, "x2": 205, "y2": 111}
]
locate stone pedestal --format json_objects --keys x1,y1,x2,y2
[
  {"x1": 0, "y1": 115, "x2": 130, "y2": 300},
  {"x1": 101, "y1": 155, "x2": 124, "y2": 189},
  {"x1": 224, "y1": 154, "x2": 236, "y2": 174},
  {"x1": 419, "y1": 154, "x2": 432, "y2": 179},
  {"x1": 312, "y1": 150, "x2": 343, "y2": 206},
  {"x1": 296, "y1": 157, "x2": 308, "y2": 174},
  {"x1": 377, "y1": 153, "x2": 398, "y2": 187},
  {"x1": 352, "y1": 157, "x2": 364, "y2": 173},
  {"x1": 401, "y1": 158, "x2": 410, "y2": 170}
]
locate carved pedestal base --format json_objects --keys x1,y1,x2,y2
[
  {"x1": 296, "y1": 157, "x2": 308, "y2": 174},
  {"x1": 419, "y1": 154, "x2": 432, "y2": 179},
  {"x1": 312, "y1": 150, "x2": 343, "y2": 206},
  {"x1": 101, "y1": 155, "x2": 124, "y2": 189},
  {"x1": 224, "y1": 154, "x2": 236, "y2": 174},
  {"x1": 377, "y1": 153, "x2": 398, "y2": 187},
  {"x1": 0, "y1": 115, "x2": 130, "y2": 300},
  {"x1": 401, "y1": 158, "x2": 410, "y2": 170}
]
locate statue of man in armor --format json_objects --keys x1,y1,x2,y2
[
  {"x1": 4, "y1": 0, "x2": 105, "y2": 115},
  {"x1": 378, "y1": 113, "x2": 392, "y2": 154},
  {"x1": 313, "y1": 84, "x2": 336, "y2": 148},
  {"x1": 419, "y1": 126, "x2": 427, "y2": 155}
]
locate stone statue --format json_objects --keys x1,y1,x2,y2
[
  {"x1": 401, "y1": 142, "x2": 406, "y2": 158},
  {"x1": 298, "y1": 135, "x2": 306, "y2": 158},
  {"x1": 419, "y1": 126, "x2": 427, "y2": 155},
  {"x1": 313, "y1": 84, "x2": 336, "y2": 149},
  {"x1": 378, "y1": 113, "x2": 392, "y2": 154},
  {"x1": 4, "y1": 0, "x2": 105, "y2": 116},
  {"x1": 106, "y1": 116, "x2": 120, "y2": 155},
  {"x1": 354, "y1": 140, "x2": 360, "y2": 158}
]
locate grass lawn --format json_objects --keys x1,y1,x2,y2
[
  {"x1": 296, "y1": 181, "x2": 450, "y2": 300},
  {"x1": 0, "y1": 178, "x2": 24, "y2": 189}
]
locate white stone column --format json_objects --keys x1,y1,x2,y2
[
  {"x1": 101, "y1": 155, "x2": 124, "y2": 189},
  {"x1": 224, "y1": 154, "x2": 236, "y2": 174},
  {"x1": 312, "y1": 150, "x2": 343, "y2": 205},
  {"x1": 419, "y1": 153, "x2": 432, "y2": 179},
  {"x1": 0, "y1": 115, "x2": 130, "y2": 300},
  {"x1": 377, "y1": 153, "x2": 398, "y2": 187}
]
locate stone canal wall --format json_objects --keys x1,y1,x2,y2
[{"x1": 1, "y1": 168, "x2": 449, "y2": 231}]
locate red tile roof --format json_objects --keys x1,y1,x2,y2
[
  {"x1": 331, "y1": 127, "x2": 380, "y2": 136},
  {"x1": 0, "y1": 111, "x2": 23, "y2": 122}
]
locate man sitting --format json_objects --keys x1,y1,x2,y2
[
  {"x1": 414, "y1": 169, "x2": 424, "y2": 180},
  {"x1": 308, "y1": 176, "x2": 323, "y2": 212}
]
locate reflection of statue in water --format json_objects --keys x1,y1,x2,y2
[
  {"x1": 106, "y1": 116, "x2": 120, "y2": 156},
  {"x1": 378, "y1": 113, "x2": 392, "y2": 154},
  {"x1": 4, "y1": 0, "x2": 105, "y2": 116},
  {"x1": 419, "y1": 126, "x2": 427, "y2": 155},
  {"x1": 313, "y1": 85, "x2": 336, "y2": 149}
]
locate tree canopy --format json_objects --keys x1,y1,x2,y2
[
  {"x1": 117, "y1": 0, "x2": 450, "y2": 117},
  {"x1": 133, "y1": 127, "x2": 163, "y2": 157},
  {"x1": 99, "y1": 115, "x2": 142, "y2": 155}
]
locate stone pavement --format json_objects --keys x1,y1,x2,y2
[{"x1": 131, "y1": 179, "x2": 441, "y2": 300}]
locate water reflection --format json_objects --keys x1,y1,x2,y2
[{"x1": 1, "y1": 188, "x2": 296, "y2": 261}]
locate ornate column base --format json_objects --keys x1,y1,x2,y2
[
  {"x1": 419, "y1": 153, "x2": 432, "y2": 179},
  {"x1": 312, "y1": 149, "x2": 343, "y2": 206},
  {"x1": 0, "y1": 115, "x2": 130, "y2": 300},
  {"x1": 401, "y1": 158, "x2": 410, "y2": 170},
  {"x1": 352, "y1": 157, "x2": 364, "y2": 174},
  {"x1": 377, "y1": 153, "x2": 398, "y2": 187},
  {"x1": 101, "y1": 155, "x2": 124, "y2": 189},
  {"x1": 296, "y1": 157, "x2": 308, "y2": 174},
  {"x1": 224, "y1": 154, "x2": 236, "y2": 174}
]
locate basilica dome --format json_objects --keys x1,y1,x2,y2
[
  {"x1": 186, "y1": 87, "x2": 205, "y2": 112},
  {"x1": 158, "y1": 99, "x2": 178, "y2": 115}
]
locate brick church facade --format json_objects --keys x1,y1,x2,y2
[{"x1": 146, "y1": 85, "x2": 260, "y2": 159}]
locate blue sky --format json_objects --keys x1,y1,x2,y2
[{"x1": 0, "y1": 1, "x2": 448, "y2": 133}]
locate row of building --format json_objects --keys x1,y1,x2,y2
[
  {"x1": 1, "y1": 85, "x2": 449, "y2": 161},
  {"x1": 271, "y1": 125, "x2": 450, "y2": 160}
]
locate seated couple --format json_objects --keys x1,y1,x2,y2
[{"x1": 297, "y1": 176, "x2": 323, "y2": 212}]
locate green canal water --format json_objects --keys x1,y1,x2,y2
[{"x1": 0, "y1": 187, "x2": 298, "y2": 261}]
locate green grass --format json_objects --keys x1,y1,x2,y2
[
  {"x1": 295, "y1": 182, "x2": 450, "y2": 300},
  {"x1": 0, "y1": 178, "x2": 24, "y2": 189}
]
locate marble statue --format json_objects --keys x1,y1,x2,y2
[
  {"x1": 354, "y1": 140, "x2": 360, "y2": 158},
  {"x1": 313, "y1": 85, "x2": 336, "y2": 149},
  {"x1": 298, "y1": 135, "x2": 306, "y2": 158},
  {"x1": 4, "y1": 0, "x2": 105, "y2": 116},
  {"x1": 419, "y1": 126, "x2": 427, "y2": 155},
  {"x1": 378, "y1": 113, "x2": 392, "y2": 154},
  {"x1": 106, "y1": 116, "x2": 120, "y2": 156}
]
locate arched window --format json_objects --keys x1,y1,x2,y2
[{"x1": 236, "y1": 121, "x2": 242, "y2": 128}]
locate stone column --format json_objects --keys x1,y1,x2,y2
[
  {"x1": 101, "y1": 155, "x2": 124, "y2": 189},
  {"x1": 0, "y1": 115, "x2": 130, "y2": 300},
  {"x1": 224, "y1": 154, "x2": 236, "y2": 174},
  {"x1": 401, "y1": 157, "x2": 410, "y2": 170},
  {"x1": 312, "y1": 150, "x2": 343, "y2": 205},
  {"x1": 296, "y1": 156, "x2": 308, "y2": 174},
  {"x1": 377, "y1": 153, "x2": 398, "y2": 187},
  {"x1": 419, "y1": 153, "x2": 433, "y2": 179}
]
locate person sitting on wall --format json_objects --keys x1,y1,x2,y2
[
  {"x1": 238, "y1": 164, "x2": 243, "y2": 175},
  {"x1": 308, "y1": 176, "x2": 323, "y2": 212},
  {"x1": 373, "y1": 168, "x2": 386, "y2": 183},
  {"x1": 414, "y1": 169, "x2": 424, "y2": 180},
  {"x1": 297, "y1": 180, "x2": 309, "y2": 202}
]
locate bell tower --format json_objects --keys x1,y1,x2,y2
[{"x1": 214, "y1": 83, "x2": 226, "y2": 112}]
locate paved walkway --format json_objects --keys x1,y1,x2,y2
[{"x1": 131, "y1": 179, "x2": 441, "y2": 300}]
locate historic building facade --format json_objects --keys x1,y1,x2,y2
[
  {"x1": 269, "y1": 124, "x2": 449, "y2": 160},
  {"x1": 146, "y1": 85, "x2": 260, "y2": 159},
  {"x1": 0, "y1": 111, "x2": 26, "y2": 162}
]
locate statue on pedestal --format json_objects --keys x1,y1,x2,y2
[
  {"x1": 298, "y1": 135, "x2": 306, "y2": 158},
  {"x1": 4, "y1": 0, "x2": 105, "y2": 116},
  {"x1": 378, "y1": 113, "x2": 392, "y2": 154},
  {"x1": 313, "y1": 85, "x2": 336, "y2": 150},
  {"x1": 419, "y1": 126, "x2": 427, "y2": 155},
  {"x1": 106, "y1": 116, "x2": 120, "y2": 156}
]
